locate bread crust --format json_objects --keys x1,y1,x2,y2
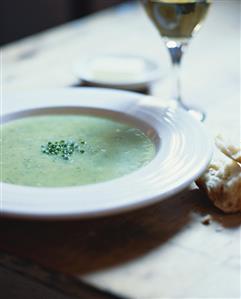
[{"x1": 215, "y1": 135, "x2": 241, "y2": 163}]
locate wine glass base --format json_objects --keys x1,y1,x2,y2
[
  {"x1": 186, "y1": 108, "x2": 206, "y2": 122},
  {"x1": 177, "y1": 100, "x2": 206, "y2": 122}
]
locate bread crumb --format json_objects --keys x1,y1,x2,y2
[{"x1": 202, "y1": 214, "x2": 212, "y2": 225}]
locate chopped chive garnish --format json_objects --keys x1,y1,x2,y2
[{"x1": 41, "y1": 139, "x2": 86, "y2": 161}]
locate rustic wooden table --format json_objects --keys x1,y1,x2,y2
[{"x1": 1, "y1": 1, "x2": 240, "y2": 298}]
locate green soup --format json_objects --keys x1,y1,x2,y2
[{"x1": 1, "y1": 115, "x2": 155, "y2": 187}]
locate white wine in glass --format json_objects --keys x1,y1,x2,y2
[{"x1": 142, "y1": 0, "x2": 211, "y2": 121}]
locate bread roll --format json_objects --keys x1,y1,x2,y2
[{"x1": 196, "y1": 136, "x2": 241, "y2": 213}]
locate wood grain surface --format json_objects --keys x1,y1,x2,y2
[
  {"x1": 1, "y1": 0, "x2": 241, "y2": 298},
  {"x1": 0, "y1": 253, "x2": 125, "y2": 299}
]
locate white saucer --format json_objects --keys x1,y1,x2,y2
[
  {"x1": 74, "y1": 54, "x2": 162, "y2": 90},
  {"x1": 1, "y1": 88, "x2": 213, "y2": 219}
]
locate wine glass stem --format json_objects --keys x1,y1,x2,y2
[{"x1": 165, "y1": 41, "x2": 188, "y2": 109}]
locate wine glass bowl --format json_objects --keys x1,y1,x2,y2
[{"x1": 142, "y1": 0, "x2": 211, "y2": 121}]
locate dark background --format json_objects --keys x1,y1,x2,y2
[{"x1": 0, "y1": 0, "x2": 129, "y2": 46}]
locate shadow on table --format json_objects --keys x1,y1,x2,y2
[{"x1": 0, "y1": 187, "x2": 240, "y2": 276}]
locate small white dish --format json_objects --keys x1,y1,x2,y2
[
  {"x1": 74, "y1": 54, "x2": 162, "y2": 90},
  {"x1": 1, "y1": 88, "x2": 213, "y2": 219}
]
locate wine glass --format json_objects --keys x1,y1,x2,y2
[{"x1": 142, "y1": 0, "x2": 211, "y2": 121}]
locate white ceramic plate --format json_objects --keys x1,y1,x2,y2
[
  {"x1": 1, "y1": 88, "x2": 213, "y2": 219},
  {"x1": 74, "y1": 54, "x2": 162, "y2": 90}
]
